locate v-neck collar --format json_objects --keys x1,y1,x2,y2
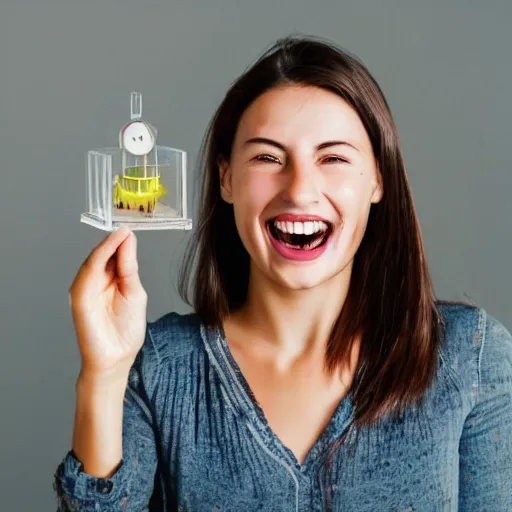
[{"x1": 200, "y1": 320, "x2": 356, "y2": 474}]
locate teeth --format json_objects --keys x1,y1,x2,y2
[{"x1": 273, "y1": 219, "x2": 328, "y2": 235}]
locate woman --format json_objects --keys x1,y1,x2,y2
[{"x1": 54, "y1": 36, "x2": 512, "y2": 510}]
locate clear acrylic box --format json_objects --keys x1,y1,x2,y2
[{"x1": 80, "y1": 93, "x2": 192, "y2": 231}]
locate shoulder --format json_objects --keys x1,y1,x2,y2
[
  {"x1": 130, "y1": 311, "x2": 205, "y2": 396},
  {"x1": 436, "y1": 300, "x2": 482, "y2": 353},
  {"x1": 471, "y1": 307, "x2": 512, "y2": 400},
  {"x1": 436, "y1": 300, "x2": 511, "y2": 358},
  {"x1": 436, "y1": 300, "x2": 512, "y2": 402},
  {"x1": 147, "y1": 310, "x2": 204, "y2": 360}
]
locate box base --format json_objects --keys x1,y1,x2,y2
[{"x1": 81, "y1": 212, "x2": 192, "y2": 231}]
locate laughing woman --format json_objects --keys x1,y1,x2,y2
[{"x1": 54, "y1": 36, "x2": 512, "y2": 511}]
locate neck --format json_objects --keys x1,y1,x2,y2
[{"x1": 236, "y1": 264, "x2": 352, "y2": 363}]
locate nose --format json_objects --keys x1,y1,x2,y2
[{"x1": 281, "y1": 158, "x2": 320, "y2": 206}]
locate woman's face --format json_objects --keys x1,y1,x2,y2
[{"x1": 219, "y1": 84, "x2": 383, "y2": 291}]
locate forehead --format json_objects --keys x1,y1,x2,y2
[{"x1": 235, "y1": 85, "x2": 370, "y2": 149}]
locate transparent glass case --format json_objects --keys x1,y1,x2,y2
[{"x1": 81, "y1": 92, "x2": 192, "y2": 231}]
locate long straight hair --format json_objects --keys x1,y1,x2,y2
[{"x1": 179, "y1": 35, "x2": 443, "y2": 426}]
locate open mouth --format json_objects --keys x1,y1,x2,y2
[{"x1": 267, "y1": 218, "x2": 333, "y2": 251}]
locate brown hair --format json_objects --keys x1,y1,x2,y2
[{"x1": 179, "y1": 34, "x2": 443, "y2": 426}]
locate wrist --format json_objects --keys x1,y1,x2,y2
[{"x1": 77, "y1": 362, "x2": 133, "y2": 390}]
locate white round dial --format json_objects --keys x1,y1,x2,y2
[{"x1": 122, "y1": 121, "x2": 155, "y2": 155}]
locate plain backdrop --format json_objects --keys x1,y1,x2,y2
[{"x1": 0, "y1": 0, "x2": 510, "y2": 509}]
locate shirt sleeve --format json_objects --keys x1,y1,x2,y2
[
  {"x1": 458, "y1": 309, "x2": 512, "y2": 510},
  {"x1": 53, "y1": 324, "x2": 160, "y2": 511}
]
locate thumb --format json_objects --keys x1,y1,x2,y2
[{"x1": 116, "y1": 231, "x2": 144, "y2": 299}]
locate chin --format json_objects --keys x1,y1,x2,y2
[
  {"x1": 275, "y1": 274, "x2": 323, "y2": 291},
  {"x1": 269, "y1": 263, "x2": 347, "y2": 292}
]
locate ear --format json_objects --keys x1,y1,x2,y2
[
  {"x1": 370, "y1": 163, "x2": 383, "y2": 204},
  {"x1": 219, "y1": 157, "x2": 233, "y2": 204}
]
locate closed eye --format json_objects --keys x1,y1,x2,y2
[
  {"x1": 253, "y1": 154, "x2": 281, "y2": 164},
  {"x1": 322, "y1": 156, "x2": 350, "y2": 164}
]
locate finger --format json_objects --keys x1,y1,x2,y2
[
  {"x1": 70, "y1": 227, "x2": 131, "y2": 294},
  {"x1": 105, "y1": 255, "x2": 117, "y2": 280},
  {"x1": 86, "y1": 227, "x2": 133, "y2": 271},
  {"x1": 115, "y1": 231, "x2": 145, "y2": 299}
]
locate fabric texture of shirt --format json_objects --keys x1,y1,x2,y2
[{"x1": 53, "y1": 302, "x2": 512, "y2": 511}]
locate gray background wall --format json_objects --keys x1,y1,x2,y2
[{"x1": 1, "y1": 0, "x2": 510, "y2": 509}]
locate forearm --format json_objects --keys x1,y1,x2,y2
[
  {"x1": 72, "y1": 367, "x2": 131, "y2": 478},
  {"x1": 54, "y1": 326, "x2": 159, "y2": 510}
]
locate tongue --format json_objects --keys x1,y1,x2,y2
[{"x1": 275, "y1": 230, "x2": 325, "y2": 250}]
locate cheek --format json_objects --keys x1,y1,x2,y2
[
  {"x1": 337, "y1": 183, "x2": 356, "y2": 202},
  {"x1": 231, "y1": 173, "x2": 276, "y2": 250},
  {"x1": 328, "y1": 177, "x2": 374, "y2": 252},
  {"x1": 330, "y1": 177, "x2": 372, "y2": 215},
  {"x1": 233, "y1": 172, "x2": 276, "y2": 213}
]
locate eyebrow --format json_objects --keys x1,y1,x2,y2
[{"x1": 243, "y1": 137, "x2": 360, "y2": 152}]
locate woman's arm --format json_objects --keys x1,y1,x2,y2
[
  {"x1": 53, "y1": 328, "x2": 159, "y2": 511},
  {"x1": 72, "y1": 366, "x2": 131, "y2": 478},
  {"x1": 458, "y1": 310, "x2": 512, "y2": 509}
]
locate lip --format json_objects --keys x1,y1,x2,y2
[{"x1": 265, "y1": 214, "x2": 336, "y2": 262}]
